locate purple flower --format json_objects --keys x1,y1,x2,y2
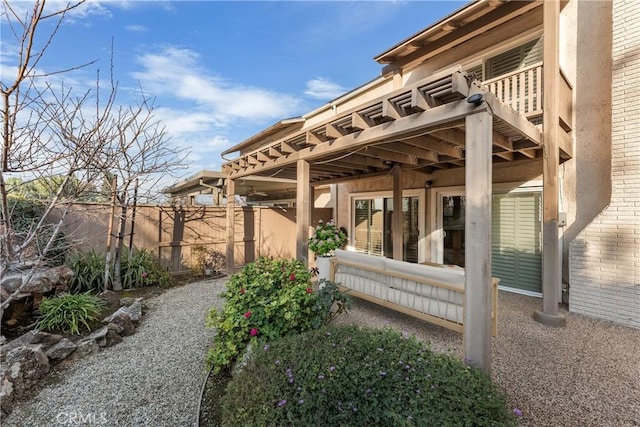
[
  {"x1": 275, "y1": 359, "x2": 280, "y2": 365},
  {"x1": 405, "y1": 364, "x2": 411, "y2": 370},
  {"x1": 278, "y1": 399, "x2": 287, "y2": 407},
  {"x1": 263, "y1": 344, "x2": 270, "y2": 351},
  {"x1": 379, "y1": 371, "x2": 387, "y2": 377},
  {"x1": 330, "y1": 366, "x2": 336, "y2": 372},
  {"x1": 318, "y1": 374, "x2": 325, "y2": 380},
  {"x1": 366, "y1": 388, "x2": 372, "y2": 394},
  {"x1": 416, "y1": 389, "x2": 421, "y2": 394},
  {"x1": 298, "y1": 399, "x2": 305, "y2": 404},
  {"x1": 513, "y1": 408, "x2": 523, "y2": 417},
  {"x1": 431, "y1": 384, "x2": 436, "y2": 389}
]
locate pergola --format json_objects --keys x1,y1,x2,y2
[{"x1": 221, "y1": 1, "x2": 569, "y2": 371}]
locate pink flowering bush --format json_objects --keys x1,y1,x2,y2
[
  {"x1": 205, "y1": 257, "x2": 349, "y2": 373},
  {"x1": 308, "y1": 219, "x2": 347, "y2": 257}
]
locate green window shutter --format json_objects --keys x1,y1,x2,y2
[
  {"x1": 491, "y1": 192, "x2": 542, "y2": 294},
  {"x1": 486, "y1": 37, "x2": 543, "y2": 79},
  {"x1": 467, "y1": 63, "x2": 484, "y2": 81}
]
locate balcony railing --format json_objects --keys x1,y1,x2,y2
[{"x1": 483, "y1": 62, "x2": 543, "y2": 120}]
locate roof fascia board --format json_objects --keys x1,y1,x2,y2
[{"x1": 380, "y1": 1, "x2": 541, "y2": 75}]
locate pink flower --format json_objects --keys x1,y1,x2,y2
[
  {"x1": 250, "y1": 328, "x2": 258, "y2": 336},
  {"x1": 244, "y1": 311, "x2": 252, "y2": 319},
  {"x1": 240, "y1": 288, "x2": 245, "y2": 295},
  {"x1": 289, "y1": 274, "x2": 296, "y2": 281},
  {"x1": 306, "y1": 287, "x2": 313, "y2": 294},
  {"x1": 141, "y1": 272, "x2": 148, "y2": 279}
]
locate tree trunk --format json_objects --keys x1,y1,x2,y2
[{"x1": 112, "y1": 204, "x2": 128, "y2": 291}]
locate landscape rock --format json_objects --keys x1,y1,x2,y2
[
  {"x1": 20, "y1": 266, "x2": 73, "y2": 294},
  {"x1": 1, "y1": 331, "x2": 63, "y2": 358},
  {"x1": 104, "y1": 298, "x2": 143, "y2": 324},
  {"x1": 105, "y1": 330, "x2": 123, "y2": 347},
  {"x1": 1, "y1": 344, "x2": 51, "y2": 416},
  {"x1": 107, "y1": 315, "x2": 135, "y2": 336},
  {"x1": 69, "y1": 340, "x2": 101, "y2": 361},
  {"x1": 100, "y1": 290, "x2": 121, "y2": 306},
  {"x1": 44, "y1": 339, "x2": 77, "y2": 362},
  {"x1": 84, "y1": 327, "x2": 109, "y2": 347},
  {"x1": 106, "y1": 322, "x2": 124, "y2": 335}
]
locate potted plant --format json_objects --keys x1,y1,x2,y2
[{"x1": 308, "y1": 219, "x2": 347, "y2": 280}]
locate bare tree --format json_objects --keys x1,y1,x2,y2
[{"x1": 1, "y1": 0, "x2": 187, "y2": 314}]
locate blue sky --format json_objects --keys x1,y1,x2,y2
[{"x1": 1, "y1": 0, "x2": 465, "y2": 188}]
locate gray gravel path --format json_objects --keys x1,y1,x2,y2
[
  {"x1": 4, "y1": 278, "x2": 225, "y2": 427},
  {"x1": 337, "y1": 291, "x2": 640, "y2": 427},
  {"x1": 5, "y1": 280, "x2": 639, "y2": 426}
]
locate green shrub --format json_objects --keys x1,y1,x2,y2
[
  {"x1": 205, "y1": 257, "x2": 349, "y2": 373},
  {"x1": 36, "y1": 293, "x2": 106, "y2": 335},
  {"x1": 67, "y1": 249, "x2": 107, "y2": 293},
  {"x1": 222, "y1": 325, "x2": 517, "y2": 427},
  {"x1": 67, "y1": 247, "x2": 173, "y2": 293},
  {"x1": 121, "y1": 247, "x2": 173, "y2": 289}
]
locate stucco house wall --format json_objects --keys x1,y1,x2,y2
[{"x1": 568, "y1": 0, "x2": 640, "y2": 328}]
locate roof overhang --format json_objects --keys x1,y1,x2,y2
[
  {"x1": 375, "y1": 1, "x2": 543, "y2": 75},
  {"x1": 221, "y1": 117, "x2": 305, "y2": 157},
  {"x1": 222, "y1": 68, "x2": 547, "y2": 184}
]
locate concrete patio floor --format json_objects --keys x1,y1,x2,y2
[{"x1": 336, "y1": 290, "x2": 640, "y2": 427}]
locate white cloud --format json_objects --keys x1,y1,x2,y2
[
  {"x1": 132, "y1": 46, "x2": 302, "y2": 124},
  {"x1": 304, "y1": 77, "x2": 347, "y2": 100},
  {"x1": 125, "y1": 24, "x2": 147, "y2": 32}
]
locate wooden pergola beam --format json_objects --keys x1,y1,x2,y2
[{"x1": 225, "y1": 99, "x2": 483, "y2": 180}]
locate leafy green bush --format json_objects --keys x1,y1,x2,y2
[
  {"x1": 222, "y1": 325, "x2": 517, "y2": 427},
  {"x1": 67, "y1": 247, "x2": 173, "y2": 293},
  {"x1": 36, "y1": 293, "x2": 106, "y2": 335},
  {"x1": 308, "y1": 219, "x2": 347, "y2": 257},
  {"x1": 67, "y1": 249, "x2": 107, "y2": 293},
  {"x1": 121, "y1": 247, "x2": 173, "y2": 289},
  {"x1": 205, "y1": 257, "x2": 349, "y2": 373}
]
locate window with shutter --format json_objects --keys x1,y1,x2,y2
[
  {"x1": 467, "y1": 63, "x2": 484, "y2": 81},
  {"x1": 491, "y1": 192, "x2": 542, "y2": 294},
  {"x1": 486, "y1": 37, "x2": 543, "y2": 79}
]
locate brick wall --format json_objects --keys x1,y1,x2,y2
[{"x1": 568, "y1": 0, "x2": 640, "y2": 328}]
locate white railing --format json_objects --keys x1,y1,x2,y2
[{"x1": 484, "y1": 62, "x2": 543, "y2": 118}]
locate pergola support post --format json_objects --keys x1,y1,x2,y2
[
  {"x1": 464, "y1": 110, "x2": 493, "y2": 373},
  {"x1": 534, "y1": 0, "x2": 566, "y2": 327},
  {"x1": 296, "y1": 159, "x2": 310, "y2": 266},
  {"x1": 392, "y1": 165, "x2": 403, "y2": 260},
  {"x1": 225, "y1": 178, "x2": 235, "y2": 274}
]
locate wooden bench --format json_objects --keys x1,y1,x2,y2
[{"x1": 329, "y1": 249, "x2": 498, "y2": 336}]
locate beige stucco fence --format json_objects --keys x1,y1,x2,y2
[{"x1": 55, "y1": 203, "x2": 332, "y2": 273}]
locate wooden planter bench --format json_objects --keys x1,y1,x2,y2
[{"x1": 329, "y1": 249, "x2": 498, "y2": 336}]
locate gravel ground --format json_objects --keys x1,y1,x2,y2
[
  {"x1": 336, "y1": 291, "x2": 640, "y2": 427},
  {"x1": 5, "y1": 280, "x2": 639, "y2": 426},
  {"x1": 4, "y1": 278, "x2": 225, "y2": 427}
]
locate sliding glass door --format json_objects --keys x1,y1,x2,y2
[{"x1": 352, "y1": 195, "x2": 420, "y2": 263}]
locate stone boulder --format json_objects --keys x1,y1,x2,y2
[
  {"x1": 1, "y1": 331, "x2": 63, "y2": 358},
  {"x1": 20, "y1": 266, "x2": 73, "y2": 295},
  {"x1": 44, "y1": 338, "x2": 77, "y2": 362},
  {"x1": 1, "y1": 344, "x2": 50, "y2": 416},
  {"x1": 106, "y1": 315, "x2": 135, "y2": 337},
  {"x1": 104, "y1": 298, "x2": 143, "y2": 324}
]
